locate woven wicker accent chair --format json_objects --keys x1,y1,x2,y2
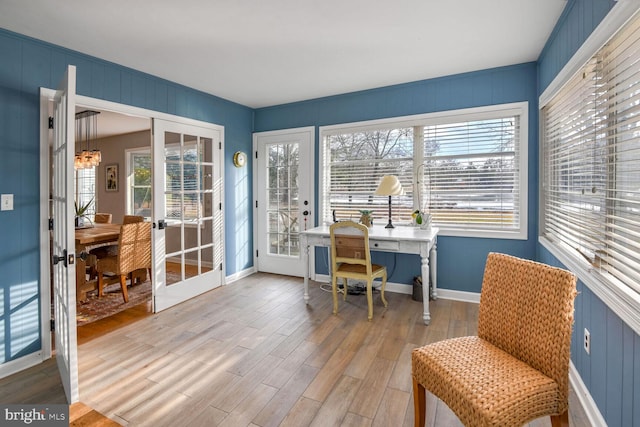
[
  {"x1": 96, "y1": 222, "x2": 152, "y2": 303},
  {"x1": 330, "y1": 221, "x2": 388, "y2": 321},
  {"x1": 412, "y1": 252, "x2": 577, "y2": 427}
]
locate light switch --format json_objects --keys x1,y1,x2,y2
[{"x1": 1, "y1": 194, "x2": 14, "y2": 211}]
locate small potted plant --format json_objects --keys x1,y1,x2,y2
[
  {"x1": 74, "y1": 198, "x2": 93, "y2": 228},
  {"x1": 359, "y1": 209, "x2": 373, "y2": 227}
]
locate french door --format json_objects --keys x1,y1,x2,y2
[
  {"x1": 254, "y1": 127, "x2": 314, "y2": 277},
  {"x1": 152, "y1": 119, "x2": 224, "y2": 312},
  {"x1": 50, "y1": 65, "x2": 79, "y2": 403}
]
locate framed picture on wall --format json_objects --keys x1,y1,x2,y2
[{"x1": 105, "y1": 164, "x2": 118, "y2": 192}]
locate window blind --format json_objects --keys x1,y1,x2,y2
[
  {"x1": 542, "y1": 12, "x2": 640, "y2": 296},
  {"x1": 421, "y1": 116, "x2": 521, "y2": 232},
  {"x1": 322, "y1": 128, "x2": 414, "y2": 224}
]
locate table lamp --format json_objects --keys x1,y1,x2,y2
[{"x1": 375, "y1": 175, "x2": 404, "y2": 228}]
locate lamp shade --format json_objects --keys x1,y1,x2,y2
[{"x1": 375, "y1": 175, "x2": 404, "y2": 196}]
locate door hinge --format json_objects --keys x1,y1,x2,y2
[
  {"x1": 219, "y1": 202, "x2": 222, "y2": 210},
  {"x1": 50, "y1": 319, "x2": 55, "y2": 332},
  {"x1": 48, "y1": 218, "x2": 54, "y2": 231},
  {"x1": 255, "y1": 200, "x2": 258, "y2": 208},
  {"x1": 256, "y1": 250, "x2": 259, "y2": 257},
  {"x1": 219, "y1": 141, "x2": 222, "y2": 150},
  {"x1": 219, "y1": 263, "x2": 223, "y2": 271},
  {"x1": 255, "y1": 151, "x2": 258, "y2": 159},
  {"x1": 48, "y1": 117, "x2": 54, "y2": 129}
]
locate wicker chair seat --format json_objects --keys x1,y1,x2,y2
[
  {"x1": 412, "y1": 336, "x2": 560, "y2": 427},
  {"x1": 336, "y1": 263, "x2": 386, "y2": 276}
]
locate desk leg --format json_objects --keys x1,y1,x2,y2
[
  {"x1": 421, "y1": 254, "x2": 431, "y2": 325},
  {"x1": 302, "y1": 235, "x2": 310, "y2": 304},
  {"x1": 430, "y1": 240, "x2": 437, "y2": 300}
]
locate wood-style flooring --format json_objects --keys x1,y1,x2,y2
[{"x1": 0, "y1": 273, "x2": 591, "y2": 426}]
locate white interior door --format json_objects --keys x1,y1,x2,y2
[
  {"x1": 152, "y1": 119, "x2": 224, "y2": 312},
  {"x1": 254, "y1": 127, "x2": 314, "y2": 277},
  {"x1": 51, "y1": 65, "x2": 79, "y2": 403}
]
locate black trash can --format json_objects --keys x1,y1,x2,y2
[{"x1": 412, "y1": 276, "x2": 423, "y2": 302}]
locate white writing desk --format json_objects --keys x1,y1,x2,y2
[{"x1": 300, "y1": 224, "x2": 438, "y2": 325}]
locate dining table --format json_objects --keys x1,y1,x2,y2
[{"x1": 75, "y1": 223, "x2": 120, "y2": 300}]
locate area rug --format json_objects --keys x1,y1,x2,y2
[{"x1": 76, "y1": 278, "x2": 151, "y2": 326}]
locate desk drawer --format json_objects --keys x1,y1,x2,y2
[{"x1": 370, "y1": 240, "x2": 399, "y2": 251}]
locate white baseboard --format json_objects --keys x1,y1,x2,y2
[
  {"x1": 226, "y1": 266, "x2": 256, "y2": 284},
  {"x1": 436, "y1": 288, "x2": 481, "y2": 304},
  {"x1": 570, "y1": 361, "x2": 606, "y2": 427},
  {"x1": 0, "y1": 351, "x2": 45, "y2": 380},
  {"x1": 312, "y1": 274, "x2": 481, "y2": 303}
]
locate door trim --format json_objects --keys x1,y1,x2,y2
[
  {"x1": 252, "y1": 126, "x2": 315, "y2": 275},
  {"x1": 38, "y1": 92, "x2": 225, "y2": 366}
]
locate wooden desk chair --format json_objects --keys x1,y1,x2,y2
[
  {"x1": 411, "y1": 252, "x2": 577, "y2": 427},
  {"x1": 96, "y1": 222, "x2": 152, "y2": 303},
  {"x1": 330, "y1": 221, "x2": 388, "y2": 321}
]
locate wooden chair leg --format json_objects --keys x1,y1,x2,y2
[
  {"x1": 366, "y1": 280, "x2": 373, "y2": 321},
  {"x1": 380, "y1": 271, "x2": 388, "y2": 307},
  {"x1": 331, "y1": 276, "x2": 339, "y2": 315},
  {"x1": 119, "y1": 275, "x2": 129, "y2": 303},
  {"x1": 550, "y1": 410, "x2": 569, "y2": 427},
  {"x1": 98, "y1": 273, "x2": 104, "y2": 297},
  {"x1": 413, "y1": 377, "x2": 426, "y2": 427}
]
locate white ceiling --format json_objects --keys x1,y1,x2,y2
[{"x1": 1, "y1": 0, "x2": 566, "y2": 109}]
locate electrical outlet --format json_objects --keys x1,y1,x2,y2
[{"x1": 584, "y1": 328, "x2": 591, "y2": 355}]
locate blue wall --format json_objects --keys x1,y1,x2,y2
[
  {"x1": 0, "y1": 29, "x2": 254, "y2": 365},
  {"x1": 254, "y1": 63, "x2": 540, "y2": 292},
  {"x1": 538, "y1": 0, "x2": 639, "y2": 426}
]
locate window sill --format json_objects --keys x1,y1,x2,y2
[{"x1": 539, "y1": 236, "x2": 640, "y2": 336}]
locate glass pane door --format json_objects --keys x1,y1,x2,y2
[{"x1": 153, "y1": 119, "x2": 223, "y2": 312}]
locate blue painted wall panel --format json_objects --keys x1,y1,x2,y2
[
  {"x1": 255, "y1": 63, "x2": 539, "y2": 292},
  {"x1": 0, "y1": 27, "x2": 253, "y2": 365},
  {"x1": 538, "y1": 1, "x2": 638, "y2": 425}
]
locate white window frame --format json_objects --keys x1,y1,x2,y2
[
  {"x1": 125, "y1": 147, "x2": 152, "y2": 220},
  {"x1": 539, "y1": 0, "x2": 640, "y2": 335},
  {"x1": 319, "y1": 102, "x2": 528, "y2": 239}
]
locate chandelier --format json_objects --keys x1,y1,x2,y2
[{"x1": 74, "y1": 110, "x2": 101, "y2": 169}]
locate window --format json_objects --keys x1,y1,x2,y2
[
  {"x1": 541, "y1": 11, "x2": 640, "y2": 311},
  {"x1": 319, "y1": 102, "x2": 528, "y2": 239},
  {"x1": 75, "y1": 167, "x2": 96, "y2": 216},
  {"x1": 127, "y1": 149, "x2": 152, "y2": 219}
]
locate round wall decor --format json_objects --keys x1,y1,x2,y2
[{"x1": 233, "y1": 151, "x2": 247, "y2": 167}]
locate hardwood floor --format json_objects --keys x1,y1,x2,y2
[{"x1": 1, "y1": 273, "x2": 591, "y2": 426}]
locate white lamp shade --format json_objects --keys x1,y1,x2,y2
[{"x1": 375, "y1": 175, "x2": 404, "y2": 196}]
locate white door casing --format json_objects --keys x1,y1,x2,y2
[
  {"x1": 51, "y1": 65, "x2": 80, "y2": 403},
  {"x1": 152, "y1": 118, "x2": 224, "y2": 312},
  {"x1": 253, "y1": 127, "x2": 314, "y2": 277}
]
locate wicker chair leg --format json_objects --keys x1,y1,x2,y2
[
  {"x1": 550, "y1": 410, "x2": 569, "y2": 427},
  {"x1": 119, "y1": 275, "x2": 129, "y2": 303},
  {"x1": 412, "y1": 377, "x2": 426, "y2": 427}
]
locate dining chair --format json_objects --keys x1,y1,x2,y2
[
  {"x1": 88, "y1": 214, "x2": 145, "y2": 279},
  {"x1": 123, "y1": 215, "x2": 144, "y2": 224},
  {"x1": 94, "y1": 213, "x2": 112, "y2": 224},
  {"x1": 411, "y1": 252, "x2": 577, "y2": 427},
  {"x1": 96, "y1": 222, "x2": 152, "y2": 303},
  {"x1": 330, "y1": 220, "x2": 387, "y2": 321}
]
